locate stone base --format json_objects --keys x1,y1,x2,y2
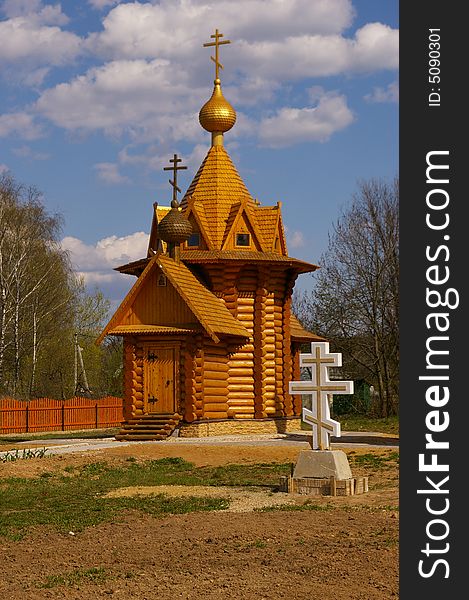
[
  {"x1": 293, "y1": 450, "x2": 353, "y2": 480},
  {"x1": 178, "y1": 416, "x2": 302, "y2": 438},
  {"x1": 278, "y1": 449, "x2": 367, "y2": 496},
  {"x1": 279, "y1": 475, "x2": 368, "y2": 496}
]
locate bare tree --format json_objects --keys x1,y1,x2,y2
[{"x1": 295, "y1": 177, "x2": 399, "y2": 416}]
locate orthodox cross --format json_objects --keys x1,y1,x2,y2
[
  {"x1": 164, "y1": 154, "x2": 187, "y2": 204},
  {"x1": 289, "y1": 342, "x2": 354, "y2": 450},
  {"x1": 203, "y1": 28, "x2": 231, "y2": 80}
]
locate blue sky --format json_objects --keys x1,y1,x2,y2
[{"x1": 0, "y1": 0, "x2": 398, "y2": 305}]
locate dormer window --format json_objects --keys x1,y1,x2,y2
[
  {"x1": 187, "y1": 233, "x2": 200, "y2": 247},
  {"x1": 235, "y1": 233, "x2": 250, "y2": 247}
]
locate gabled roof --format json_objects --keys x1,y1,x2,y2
[
  {"x1": 254, "y1": 202, "x2": 286, "y2": 253},
  {"x1": 184, "y1": 196, "x2": 215, "y2": 250},
  {"x1": 221, "y1": 197, "x2": 267, "y2": 251},
  {"x1": 157, "y1": 255, "x2": 250, "y2": 342},
  {"x1": 290, "y1": 314, "x2": 326, "y2": 342},
  {"x1": 106, "y1": 324, "x2": 202, "y2": 336},
  {"x1": 180, "y1": 145, "x2": 256, "y2": 248},
  {"x1": 97, "y1": 253, "x2": 250, "y2": 345}
]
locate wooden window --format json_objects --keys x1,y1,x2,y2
[
  {"x1": 235, "y1": 233, "x2": 250, "y2": 247},
  {"x1": 157, "y1": 273, "x2": 167, "y2": 286},
  {"x1": 187, "y1": 233, "x2": 200, "y2": 247}
]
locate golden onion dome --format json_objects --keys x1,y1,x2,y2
[
  {"x1": 199, "y1": 78, "x2": 236, "y2": 133},
  {"x1": 158, "y1": 200, "x2": 193, "y2": 243}
]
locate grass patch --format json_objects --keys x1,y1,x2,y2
[
  {"x1": 349, "y1": 451, "x2": 399, "y2": 469},
  {"x1": 1, "y1": 447, "x2": 48, "y2": 462},
  {"x1": 0, "y1": 452, "x2": 397, "y2": 537},
  {"x1": 38, "y1": 567, "x2": 109, "y2": 589},
  {"x1": 0, "y1": 457, "x2": 291, "y2": 538},
  {"x1": 335, "y1": 414, "x2": 399, "y2": 435}
]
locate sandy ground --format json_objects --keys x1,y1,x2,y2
[{"x1": 0, "y1": 441, "x2": 399, "y2": 599}]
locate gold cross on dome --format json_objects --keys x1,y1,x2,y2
[
  {"x1": 203, "y1": 28, "x2": 231, "y2": 80},
  {"x1": 163, "y1": 154, "x2": 187, "y2": 204}
]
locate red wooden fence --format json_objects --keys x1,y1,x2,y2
[{"x1": 0, "y1": 397, "x2": 124, "y2": 434}]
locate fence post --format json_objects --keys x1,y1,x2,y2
[
  {"x1": 61, "y1": 402, "x2": 65, "y2": 431},
  {"x1": 95, "y1": 402, "x2": 98, "y2": 429},
  {"x1": 26, "y1": 402, "x2": 29, "y2": 433}
]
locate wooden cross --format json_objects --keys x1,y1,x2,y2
[
  {"x1": 163, "y1": 154, "x2": 187, "y2": 204},
  {"x1": 289, "y1": 342, "x2": 354, "y2": 450},
  {"x1": 203, "y1": 28, "x2": 231, "y2": 80}
]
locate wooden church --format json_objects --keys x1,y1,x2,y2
[{"x1": 98, "y1": 30, "x2": 321, "y2": 439}]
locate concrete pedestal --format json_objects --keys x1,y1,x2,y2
[{"x1": 292, "y1": 449, "x2": 353, "y2": 480}]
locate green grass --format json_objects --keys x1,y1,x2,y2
[
  {"x1": 0, "y1": 428, "x2": 120, "y2": 445},
  {"x1": 0, "y1": 457, "x2": 292, "y2": 539},
  {"x1": 1, "y1": 447, "x2": 48, "y2": 462},
  {"x1": 38, "y1": 567, "x2": 110, "y2": 589},
  {"x1": 348, "y1": 450, "x2": 399, "y2": 469},
  {"x1": 335, "y1": 414, "x2": 399, "y2": 435}
]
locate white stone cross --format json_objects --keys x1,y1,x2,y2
[{"x1": 289, "y1": 342, "x2": 354, "y2": 450}]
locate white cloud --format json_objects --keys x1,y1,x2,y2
[
  {"x1": 1, "y1": 0, "x2": 68, "y2": 24},
  {"x1": 88, "y1": 2, "x2": 394, "y2": 82},
  {"x1": 88, "y1": 0, "x2": 121, "y2": 10},
  {"x1": 258, "y1": 89, "x2": 354, "y2": 147},
  {"x1": 0, "y1": 112, "x2": 43, "y2": 139},
  {"x1": 94, "y1": 162, "x2": 131, "y2": 185},
  {"x1": 35, "y1": 59, "x2": 205, "y2": 139},
  {"x1": 61, "y1": 232, "x2": 149, "y2": 301},
  {"x1": 287, "y1": 230, "x2": 305, "y2": 249},
  {"x1": 0, "y1": 0, "x2": 82, "y2": 70},
  {"x1": 118, "y1": 141, "x2": 208, "y2": 174},
  {"x1": 20, "y1": 66, "x2": 51, "y2": 86},
  {"x1": 12, "y1": 144, "x2": 50, "y2": 160},
  {"x1": 62, "y1": 232, "x2": 147, "y2": 270},
  {"x1": 364, "y1": 80, "x2": 399, "y2": 103},
  {"x1": 90, "y1": 0, "x2": 354, "y2": 61},
  {"x1": 236, "y1": 22, "x2": 398, "y2": 80},
  {"x1": 0, "y1": 163, "x2": 10, "y2": 174},
  {"x1": 350, "y1": 23, "x2": 399, "y2": 72}
]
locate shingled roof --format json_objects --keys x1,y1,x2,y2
[
  {"x1": 156, "y1": 254, "x2": 250, "y2": 342},
  {"x1": 180, "y1": 145, "x2": 257, "y2": 249},
  {"x1": 290, "y1": 314, "x2": 326, "y2": 342},
  {"x1": 98, "y1": 254, "x2": 250, "y2": 345},
  {"x1": 181, "y1": 250, "x2": 319, "y2": 273}
]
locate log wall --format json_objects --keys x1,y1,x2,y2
[
  {"x1": 120, "y1": 264, "x2": 298, "y2": 424},
  {"x1": 228, "y1": 287, "x2": 255, "y2": 418},
  {"x1": 203, "y1": 340, "x2": 229, "y2": 419}
]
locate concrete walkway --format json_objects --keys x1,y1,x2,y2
[{"x1": 0, "y1": 430, "x2": 398, "y2": 460}]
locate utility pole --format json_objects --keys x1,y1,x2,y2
[{"x1": 74, "y1": 332, "x2": 92, "y2": 396}]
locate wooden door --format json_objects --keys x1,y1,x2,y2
[{"x1": 143, "y1": 346, "x2": 177, "y2": 414}]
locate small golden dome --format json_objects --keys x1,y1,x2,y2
[
  {"x1": 199, "y1": 79, "x2": 236, "y2": 133},
  {"x1": 158, "y1": 201, "x2": 193, "y2": 243}
]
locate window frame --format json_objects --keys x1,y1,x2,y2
[{"x1": 235, "y1": 232, "x2": 251, "y2": 247}]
